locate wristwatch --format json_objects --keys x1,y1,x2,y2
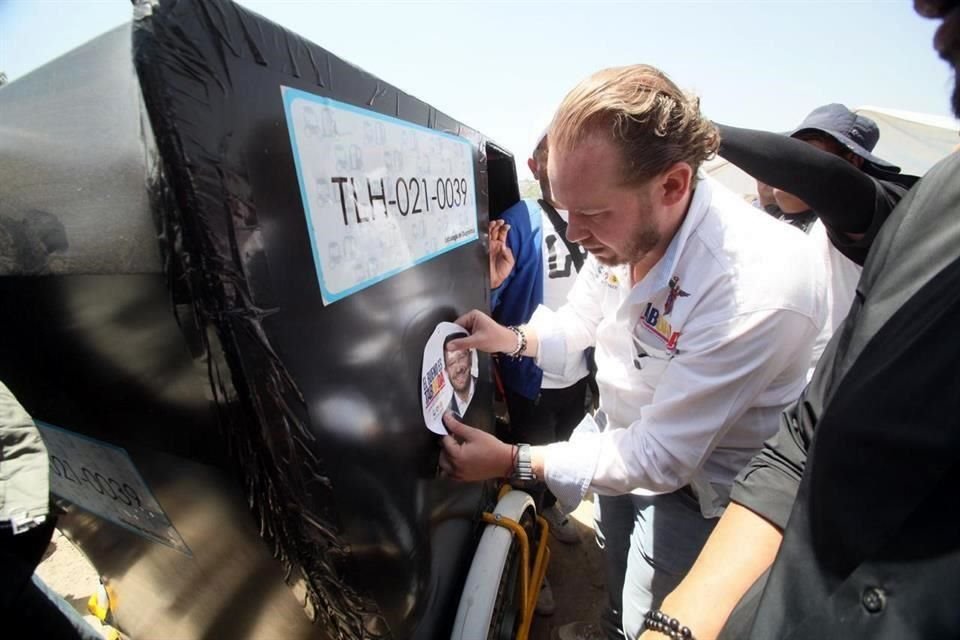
[{"x1": 513, "y1": 443, "x2": 536, "y2": 482}]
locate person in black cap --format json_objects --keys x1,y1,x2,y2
[
  {"x1": 714, "y1": 103, "x2": 918, "y2": 266},
  {"x1": 719, "y1": 104, "x2": 916, "y2": 377}
]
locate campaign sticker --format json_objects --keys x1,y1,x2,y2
[{"x1": 421, "y1": 322, "x2": 478, "y2": 434}]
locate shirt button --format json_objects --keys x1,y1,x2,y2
[{"x1": 862, "y1": 587, "x2": 886, "y2": 614}]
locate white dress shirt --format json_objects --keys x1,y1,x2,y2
[
  {"x1": 807, "y1": 220, "x2": 862, "y2": 379},
  {"x1": 539, "y1": 206, "x2": 591, "y2": 389},
  {"x1": 528, "y1": 177, "x2": 827, "y2": 517}
]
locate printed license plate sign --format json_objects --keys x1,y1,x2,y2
[
  {"x1": 36, "y1": 422, "x2": 191, "y2": 555},
  {"x1": 282, "y1": 87, "x2": 478, "y2": 304}
]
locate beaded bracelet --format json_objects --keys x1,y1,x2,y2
[
  {"x1": 642, "y1": 609, "x2": 696, "y2": 640},
  {"x1": 506, "y1": 325, "x2": 527, "y2": 359}
]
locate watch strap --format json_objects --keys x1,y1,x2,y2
[{"x1": 514, "y1": 443, "x2": 535, "y2": 481}]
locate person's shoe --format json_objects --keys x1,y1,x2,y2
[
  {"x1": 535, "y1": 576, "x2": 555, "y2": 616},
  {"x1": 543, "y1": 504, "x2": 581, "y2": 545},
  {"x1": 550, "y1": 621, "x2": 605, "y2": 640}
]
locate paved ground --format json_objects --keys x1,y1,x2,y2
[
  {"x1": 530, "y1": 497, "x2": 607, "y2": 640},
  {"x1": 35, "y1": 529, "x2": 114, "y2": 638},
  {"x1": 39, "y1": 498, "x2": 607, "y2": 640}
]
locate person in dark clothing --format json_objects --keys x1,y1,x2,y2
[
  {"x1": 0, "y1": 381, "x2": 101, "y2": 639},
  {"x1": 725, "y1": 105, "x2": 911, "y2": 377},
  {"x1": 637, "y1": 2, "x2": 960, "y2": 639},
  {"x1": 753, "y1": 181, "x2": 782, "y2": 217},
  {"x1": 767, "y1": 182, "x2": 818, "y2": 233},
  {"x1": 715, "y1": 108, "x2": 918, "y2": 266}
]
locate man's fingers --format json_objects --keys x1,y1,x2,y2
[
  {"x1": 443, "y1": 411, "x2": 471, "y2": 440},
  {"x1": 445, "y1": 334, "x2": 479, "y2": 353},
  {"x1": 454, "y1": 309, "x2": 490, "y2": 332},
  {"x1": 453, "y1": 309, "x2": 480, "y2": 331},
  {"x1": 437, "y1": 453, "x2": 454, "y2": 476},
  {"x1": 441, "y1": 431, "x2": 461, "y2": 456}
]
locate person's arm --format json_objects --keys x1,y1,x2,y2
[
  {"x1": 638, "y1": 503, "x2": 781, "y2": 640},
  {"x1": 542, "y1": 307, "x2": 817, "y2": 507},
  {"x1": 639, "y1": 386, "x2": 818, "y2": 639},
  {"x1": 451, "y1": 255, "x2": 606, "y2": 375},
  {"x1": 446, "y1": 309, "x2": 540, "y2": 358},
  {"x1": 441, "y1": 304, "x2": 819, "y2": 515},
  {"x1": 717, "y1": 124, "x2": 882, "y2": 236},
  {"x1": 524, "y1": 255, "x2": 606, "y2": 378},
  {"x1": 0, "y1": 380, "x2": 51, "y2": 531}
]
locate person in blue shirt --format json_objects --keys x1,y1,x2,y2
[{"x1": 490, "y1": 132, "x2": 593, "y2": 547}]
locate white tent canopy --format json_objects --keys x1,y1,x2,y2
[{"x1": 705, "y1": 106, "x2": 960, "y2": 201}]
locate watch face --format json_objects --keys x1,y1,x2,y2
[{"x1": 515, "y1": 444, "x2": 534, "y2": 480}]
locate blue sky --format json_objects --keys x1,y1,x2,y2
[{"x1": 1, "y1": 0, "x2": 954, "y2": 177}]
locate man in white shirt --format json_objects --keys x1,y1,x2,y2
[{"x1": 438, "y1": 64, "x2": 826, "y2": 640}]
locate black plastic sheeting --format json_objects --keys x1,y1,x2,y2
[
  {"x1": 133, "y1": 0, "x2": 517, "y2": 636},
  {"x1": 0, "y1": 0, "x2": 521, "y2": 637}
]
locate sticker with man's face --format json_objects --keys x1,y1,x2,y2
[{"x1": 421, "y1": 322, "x2": 478, "y2": 434}]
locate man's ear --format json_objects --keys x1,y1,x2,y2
[
  {"x1": 527, "y1": 157, "x2": 539, "y2": 180},
  {"x1": 658, "y1": 162, "x2": 694, "y2": 207}
]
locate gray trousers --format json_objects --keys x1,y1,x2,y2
[{"x1": 594, "y1": 490, "x2": 718, "y2": 640}]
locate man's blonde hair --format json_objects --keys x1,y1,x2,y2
[{"x1": 549, "y1": 65, "x2": 719, "y2": 185}]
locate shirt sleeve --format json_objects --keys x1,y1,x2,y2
[
  {"x1": 729, "y1": 387, "x2": 816, "y2": 530},
  {"x1": 0, "y1": 380, "x2": 50, "y2": 529},
  {"x1": 527, "y1": 256, "x2": 606, "y2": 378},
  {"x1": 821, "y1": 180, "x2": 909, "y2": 266},
  {"x1": 542, "y1": 307, "x2": 819, "y2": 511}
]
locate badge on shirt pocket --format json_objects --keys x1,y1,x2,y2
[
  {"x1": 637, "y1": 302, "x2": 682, "y2": 356},
  {"x1": 631, "y1": 333, "x2": 674, "y2": 370}
]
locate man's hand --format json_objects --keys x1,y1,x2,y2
[
  {"x1": 447, "y1": 309, "x2": 517, "y2": 355},
  {"x1": 439, "y1": 412, "x2": 515, "y2": 481},
  {"x1": 488, "y1": 219, "x2": 515, "y2": 289}
]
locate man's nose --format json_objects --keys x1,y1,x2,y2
[{"x1": 565, "y1": 211, "x2": 587, "y2": 243}]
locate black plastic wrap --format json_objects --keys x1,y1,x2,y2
[{"x1": 0, "y1": 0, "x2": 520, "y2": 637}]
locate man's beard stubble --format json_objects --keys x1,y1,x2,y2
[{"x1": 596, "y1": 224, "x2": 662, "y2": 267}]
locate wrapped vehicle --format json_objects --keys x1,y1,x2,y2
[{"x1": 0, "y1": 1, "x2": 546, "y2": 638}]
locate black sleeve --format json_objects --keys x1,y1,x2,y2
[
  {"x1": 728, "y1": 395, "x2": 814, "y2": 530},
  {"x1": 717, "y1": 124, "x2": 885, "y2": 238}
]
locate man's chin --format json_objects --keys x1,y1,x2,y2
[
  {"x1": 593, "y1": 254, "x2": 626, "y2": 267},
  {"x1": 586, "y1": 247, "x2": 623, "y2": 267}
]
